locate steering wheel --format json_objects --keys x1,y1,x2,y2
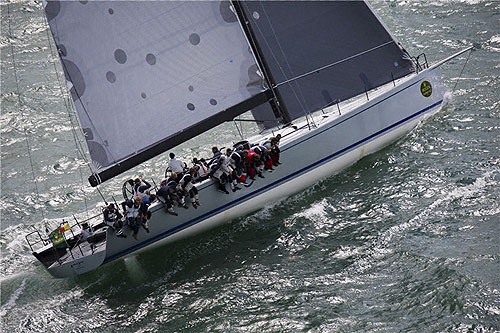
[{"x1": 122, "y1": 179, "x2": 135, "y2": 200}]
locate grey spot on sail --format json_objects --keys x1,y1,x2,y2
[
  {"x1": 146, "y1": 53, "x2": 156, "y2": 65},
  {"x1": 210, "y1": 99, "x2": 217, "y2": 106},
  {"x1": 141, "y1": 92, "x2": 147, "y2": 99},
  {"x1": 219, "y1": 1, "x2": 237, "y2": 23},
  {"x1": 87, "y1": 141, "x2": 110, "y2": 169},
  {"x1": 83, "y1": 128, "x2": 110, "y2": 168},
  {"x1": 187, "y1": 103, "x2": 195, "y2": 111},
  {"x1": 189, "y1": 33, "x2": 200, "y2": 46},
  {"x1": 188, "y1": 85, "x2": 194, "y2": 92},
  {"x1": 57, "y1": 44, "x2": 67, "y2": 57},
  {"x1": 114, "y1": 49, "x2": 127, "y2": 64},
  {"x1": 106, "y1": 71, "x2": 116, "y2": 83},
  {"x1": 253, "y1": 11, "x2": 260, "y2": 20},
  {"x1": 45, "y1": 1, "x2": 60, "y2": 22},
  {"x1": 108, "y1": 8, "x2": 114, "y2": 15},
  {"x1": 83, "y1": 128, "x2": 94, "y2": 140},
  {"x1": 79, "y1": 1, "x2": 88, "y2": 4},
  {"x1": 62, "y1": 59, "x2": 86, "y2": 100}
]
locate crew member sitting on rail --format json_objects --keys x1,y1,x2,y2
[
  {"x1": 264, "y1": 135, "x2": 281, "y2": 166},
  {"x1": 192, "y1": 158, "x2": 209, "y2": 183},
  {"x1": 245, "y1": 150, "x2": 263, "y2": 180},
  {"x1": 209, "y1": 156, "x2": 229, "y2": 194},
  {"x1": 121, "y1": 197, "x2": 142, "y2": 240},
  {"x1": 221, "y1": 153, "x2": 241, "y2": 192},
  {"x1": 178, "y1": 169, "x2": 200, "y2": 208},
  {"x1": 167, "y1": 180, "x2": 188, "y2": 209},
  {"x1": 139, "y1": 193, "x2": 156, "y2": 233},
  {"x1": 226, "y1": 148, "x2": 246, "y2": 183},
  {"x1": 103, "y1": 203, "x2": 126, "y2": 238},
  {"x1": 157, "y1": 182, "x2": 179, "y2": 216},
  {"x1": 252, "y1": 145, "x2": 273, "y2": 172}
]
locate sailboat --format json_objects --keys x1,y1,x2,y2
[{"x1": 25, "y1": 0, "x2": 471, "y2": 278}]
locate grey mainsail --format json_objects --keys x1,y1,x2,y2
[
  {"x1": 240, "y1": 0, "x2": 414, "y2": 126},
  {"x1": 43, "y1": 0, "x2": 268, "y2": 185}
]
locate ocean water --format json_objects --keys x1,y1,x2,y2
[{"x1": 1, "y1": 0, "x2": 499, "y2": 332}]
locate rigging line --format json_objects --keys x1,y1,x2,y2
[
  {"x1": 7, "y1": 3, "x2": 46, "y2": 221},
  {"x1": 452, "y1": 48, "x2": 472, "y2": 93},
  {"x1": 78, "y1": 167, "x2": 89, "y2": 218},
  {"x1": 256, "y1": 2, "x2": 312, "y2": 121},
  {"x1": 276, "y1": 40, "x2": 394, "y2": 88}
]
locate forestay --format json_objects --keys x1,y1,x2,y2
[
  {"x1": 43, "y1": 0, "x2": 267, "y2": 185},
  {"x1": 241, "y1": 0, "x2": 414, "y2": 125}
]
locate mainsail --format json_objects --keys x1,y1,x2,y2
[
  {"x1": 43, "y1": 0, "x2": 269, "y2": 186},
  {"x1": 44, "y1": 0, "x2": 414, "y2": 186}
]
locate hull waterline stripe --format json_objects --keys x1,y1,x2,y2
[{"x1": 104, "y1": 99, "x2": 443, "y2": 263}]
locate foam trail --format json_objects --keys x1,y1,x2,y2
[
  {"x1": 123, "y1": 255, "x2": 146, "y2": 282},
  {"x1": 1, "y1": 279, "x2": 26, "y2": 312}
]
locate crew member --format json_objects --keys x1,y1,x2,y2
[
  {"x1": 121, "y1": 197, "x2": 142, "y2": 240},
  {"x1": 168, "y1": 152, "x2": 186, "y2": 177},
  {"x1": 103, "y1": 203, "x2": 126, "y2": 238},
  {"x1": 209, "y1": 156, "x2": 229, "y2": 194},
  {"x1": 132, "y1": 178, "x2": 151, "y2": 199},
  {"x1": 157, "y1": 183, "x2": 178, "y2": 216},
  {"x1": 178, "y1": 169, "x2": 200, "y2": 208}
]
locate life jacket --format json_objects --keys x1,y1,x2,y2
[
  {"x1": 229, "y1": 151, "x2": 243, "y2": 168},
  {"x1": 132, "y1": 181, "x2": 150, "y2": 199},
  {"x1": 196, "y1": 162, "x2": 208, "y2": 177},
  {"x1": 180, "y1": 174, "x2": 194, "y2": 191},
  {"x1": 245, "y1": 150, "x2": 258, "y2": 163}
]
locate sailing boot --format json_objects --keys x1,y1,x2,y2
[
  {"x1": 142, "y1": 221, "x2": 150, "y2": 233},
  {"x1": 116, "y1": 228, "x2": 127, "y2": 238},
  {"x1": 217, "y1": 183, "x2": 229, "y2": 194},
  {"x1": 167, "y1": 207, "x2": 178, "y2": 216},
  {"x1": 179, "y1": 198, "x2": 188, "y2": 209},
  {"x1": 191, "y1": 198, "x2": 198, "y2": 209}
]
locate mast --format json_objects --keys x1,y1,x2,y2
[{"x1": 231, "y1": 0, "x2": 292, "y2": 125}]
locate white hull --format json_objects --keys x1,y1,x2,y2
[{"x1": 40, "y1": 63, "x2": 451, "y2": 278}]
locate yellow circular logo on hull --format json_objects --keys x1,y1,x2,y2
[{"x1": 420, "y1": 80, "x2": 432, "y2": 97}]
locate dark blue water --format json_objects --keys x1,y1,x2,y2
[{"x1": 1, "y1": 0, "x2": 499, "y2": 332}]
